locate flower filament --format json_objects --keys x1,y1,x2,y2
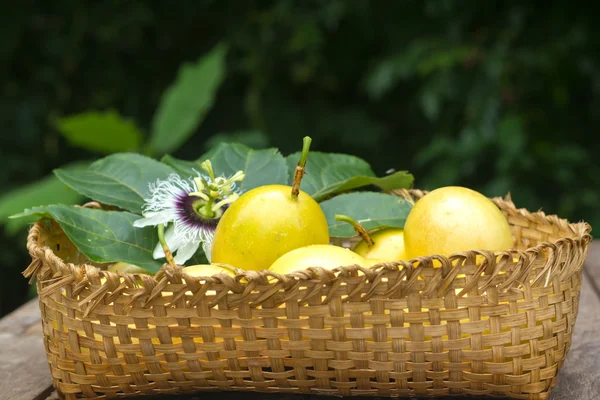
[{"x1": 189, "y1": 160, "x2": 245, "y2": 219}]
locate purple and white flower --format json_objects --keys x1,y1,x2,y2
[{"x1": 133, "y1": 161, "x2": 244, "y2": 264}]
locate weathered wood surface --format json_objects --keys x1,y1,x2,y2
[
  {"x1": 0, "y1": 299, "x2": 54, "y2": 400},
  {"x1": 4, "y1": 243, "x2": 600, "y2": 400},
  {"x1": 549, "y1": 270, "x2": 600, "y2": 399},
  {"x1": 582, "y1": 238, "x2": 600, "y2": 308}
]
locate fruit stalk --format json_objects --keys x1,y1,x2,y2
[
  {"x1": 291, "y1": 136, "x2": 312, "y2": 198},
  {"x1": 334, "y1": 214, "x2": 375, "y2": 247},
  {"x1": 157, "y1": 224, "x2": 177, "y2": 267}
]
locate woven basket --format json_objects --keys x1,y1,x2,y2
[{"x1": 23, "y1": 190, "x2": 591, "y2": 400}]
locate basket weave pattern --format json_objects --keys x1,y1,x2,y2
[{"x1": 24, "y1": 191, "x2": 591, "y2": 399}]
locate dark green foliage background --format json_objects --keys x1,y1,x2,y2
[{"x1": 1, "y1": 1, "x2": 598, "y2": 315}]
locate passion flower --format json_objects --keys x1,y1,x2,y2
[{"x1": 133, "y1": 160, "x2": 245, "y2": 264}]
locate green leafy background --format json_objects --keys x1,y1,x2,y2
[{"x1": 1, "y1": 1, "x2": 598, "y2": 316}]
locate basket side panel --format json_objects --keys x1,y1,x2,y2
[{"x1": 36, "y1": 265, "x2": 582, "y2": 399}]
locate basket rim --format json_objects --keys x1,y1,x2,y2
[{"x1": 24, "y1": 189, "x2": 592, "y2": 286}]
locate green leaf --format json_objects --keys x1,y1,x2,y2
[
  {"x1": 160, "y1": 156, "x2": 198, "y2": 177},
  {"x1": 149, "y1": 43, "x2": 228, "y2": 155},
  {"x1": 0, "y1": 163, "x2": 88, "y2": 235},
  {"x1": 364, "y1": 171, "x2": 416, "y2": 191},
  {"x1": 56, "y1": 110, "x2": 143, "y2": 153},
  {"x1": 285, "y1": 152, "x2": 414, "y2": 201},
  {"x1": 320, "y1": 192, "x2": 413, "y2": 238},
  {"x1": 205, "y1": 130, "x2": 270, "y2": 150},
  {"x1": 54, "y1": 153, "x2": 175, "y2": 213},
  {"x1": 11, "y1": 205, "x2": 162, "y2": 273},
  {"x1": 188, "y1": 249, "x2": 209, "y2": 265},
  {"x1": 162, "y1": 142, "x2": 288, "y2": 192}
]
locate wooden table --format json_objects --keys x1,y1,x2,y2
[{"x1": 2, "y1": 244, "x2": 600, "y2": 400}]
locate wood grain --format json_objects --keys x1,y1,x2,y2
[
  {"x1": 584, "y1": 241, "x2": 600, "y2": 298},
  {"x1": 0, "y1": 298, "x2": 43, "y2": 335},
  {"x1": 549, "y1": 274, "x2": 600, "y2": 399},
  {"x1": 0, "y1": 298, "x2": 54, "y2": 400}
]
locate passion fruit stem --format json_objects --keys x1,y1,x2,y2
[
  {"x1": 291, "y1": 136, "x2": 312, "y2": 198},
  {"x1": 157, "y1": 223, "x2": 177, "y2": 267},
  {"x1": 334, "y1": 214, "x2": 375, "y2": 247}
]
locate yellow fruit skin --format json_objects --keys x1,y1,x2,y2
[
  {"x1": 108, "y1": 262, "x2": 151, "y2": 275},
  {"x1": 404, "y1": 186, "x2": 513, "y2": 259},
  {"x1": 366, "y1": 258, "x2": 387, "y2": 266},
  {"x1": 182, "y1": 264, "x2": 235, "y2": 277},
  {"x1": 269, "y1": 244, "x2": 370, "y2": 274},
  {"x1": 211, "y1": 185, "x2": 329, "y2": 271},
  {"x1": 354, "y1": 228, "x2": 406, "y2": 261}
]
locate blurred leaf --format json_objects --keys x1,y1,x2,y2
[
  {"x1": 552, "y1": 144, "x2": 588, "y2": 163},
  {"x1": 414, "y1": 136, "x2": 454, "y2": 167},
  {"x1": 288, "y1": 22, "x2": 323, "y2": 53},
  {"x1": 483, "y1": 176, "x2": 512, "y2": 198},
  {"x1": 421, "y1": 161, "x2": 461, "y2": 189},
  {"x1": 56, "y1": 111, "x2": 142, "y2": 153},
  {"x1": 456, "y1": 127, "x2": 489, "y2": 158},
  {"x1": 417, "y1": 46, "x2": 474, "y2": 75},
  {"x1": 321, "y1": 110, "x2": 386, "y2": 149},
  {"x1": 320, "y1": 192, "x2": 413, "y2": 238},
  {"x1": 205, "y1": 130, "x2": 269, "y2": 150},
  {"x1": 364, "y1": 59, "x2": 396, "y2": 100},
  {"x1": 162, "y1": 143, "x2": 288, "y2": 192},
  {"x1": 419, "y1": 90, "x2": 440, "y2": 121},
  {"x1": 0, "y1": 162, "x2": 88, "y2": 235},
  {"x1": 54, "y1": 153, "x2": 175, "y2": 213},
  {"x1": 497, "y1": 115, "x2": 525, "y2": 154},
  {"x1": 285, "y1": 152, "x2": 413, "y2": 201},
  {"x1": 260, "y1": 87, "x2": 314, "y2": 147},
  {"x1": 496, "y1": 114, "x2": 526, "y2": 173},
  {"x1": 149, "y1": 43, "x2": 228, "y2": 155},
  {"x1": 365, "y1": 40, "x2": 458, "y2": 100},
  {"x1": 4, "y1": 217, "x2": 38, "y2": 235},
  {"x1": 419, "y1": 72, "x2": 454, "y2": 121},
  {"x1": 11, "y1": 205, "x2": 162, "y2": 272}
]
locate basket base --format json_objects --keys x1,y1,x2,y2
[{"x1": 53, "y1": 382, "x2": 556, "y2": 400}]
